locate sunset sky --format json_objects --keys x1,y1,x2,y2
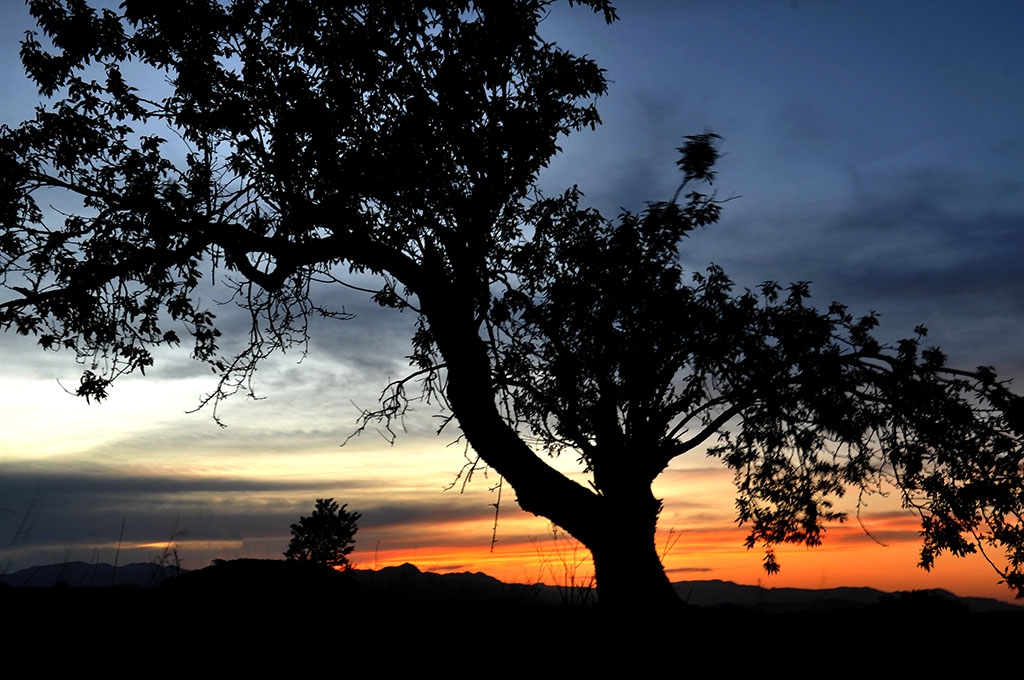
[{"x1": 2, "y1": 1, "x2": 1023, "y2": 603}]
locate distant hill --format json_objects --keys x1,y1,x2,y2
[
  {"x1": 3, "y1": 559, "x2": 1021, "y2": 613},
  {"x1": 671, "y1": 578, "x2": 1022, "y2": 614},
  {"x1": 4, "y1": 559, "x2": 1023, "y2": 673},
  {"x1": 0, "y1": 560, "x2": 181, "y2": 588}
]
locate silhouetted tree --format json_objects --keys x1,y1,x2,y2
[
  {"x1": 285, "y1": 498, "x2": 360, "y2": 569},
  {"x1": 1, "y1": 1, "x2": 1021, "y2": 607},
  {"x1": 478, "y1": 132, "x2": 1024, "y2": 605}
]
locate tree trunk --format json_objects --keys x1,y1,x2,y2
[
  {"x1": 584, "y1": 490, "x2": 681, "y2": 610},
  {"x1": 417, "y1": 280, "x2": 680, "y2": 609}
]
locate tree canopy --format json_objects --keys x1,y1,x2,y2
[
  {"x1": 284, "y1": 498, "x2": 361, "y2": 569},
  {"x1": 1, "y1": 0, "x2": 1021, "y2": 606}
]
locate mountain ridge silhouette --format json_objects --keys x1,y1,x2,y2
[{"x1": 3, "y1": 559, "x2": 1020, "y2": 613}]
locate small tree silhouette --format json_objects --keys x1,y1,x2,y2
[{"x1": 284, "y1": 499, "x2": 361, "y2": 570}]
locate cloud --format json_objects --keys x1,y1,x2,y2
[
  {"x1": 0, "y1": 459, "x2": 507, "y2": 571},
  {"x1": 672, "y1": 164, "x2": 1024, "y2": 373},
  {"x1": 360, "y1": 500, "x2": 497, "y2": 531},
  {"x1": 666, "y1": 566, "x2": 713, "y2": 574}
]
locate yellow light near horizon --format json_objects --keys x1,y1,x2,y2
[{"x1": 135, "y1": 539, "x2": 244, "y2": 552}]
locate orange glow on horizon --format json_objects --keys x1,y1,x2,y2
[{"x1": 348, "y1": 515, "x2": 1022, "y2": 604}]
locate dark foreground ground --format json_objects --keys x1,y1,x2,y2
[{"x1": 3, "y1": 559, "x2": 1021, "y2": 672}]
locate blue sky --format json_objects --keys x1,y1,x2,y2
[
  {"x1": 1, "y1": 1, "x2": 1023, "y2": 600},
  {"x1": 541, "y1": 1, "x2": 1024, "y2": 368}
]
